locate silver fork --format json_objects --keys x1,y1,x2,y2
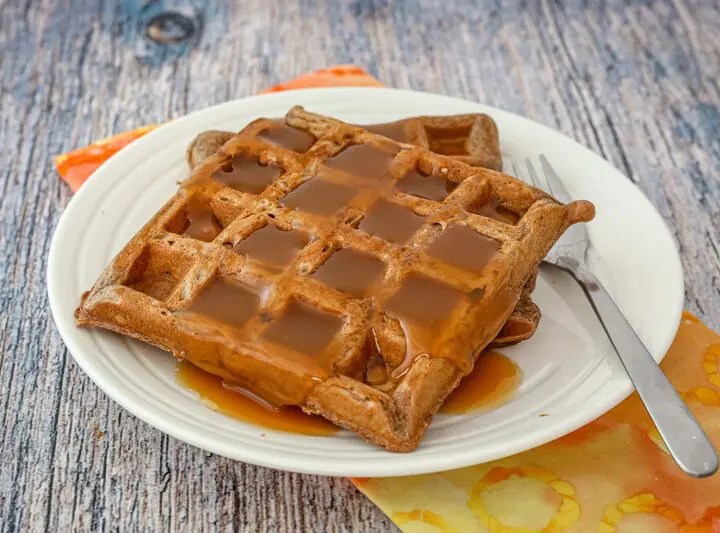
[{"x1": 513, "y1": 155, "x2": 718, "y2": 478}]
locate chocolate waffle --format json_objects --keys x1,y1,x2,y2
[
  {"x1": 187, "y1": 113, "x2": 540, "y2": 348},
  {"x1": 76, "y1": 106, "x2": 594, "y2": 451}
]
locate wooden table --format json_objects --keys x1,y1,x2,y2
[{"x1": 1, "y1": 1, "x2": 718, "y2": 531}]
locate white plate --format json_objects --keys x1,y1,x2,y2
[{"x1": 48, "y1": 88, "x2": 683, "y2": 477}]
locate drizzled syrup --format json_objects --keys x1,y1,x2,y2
[
  {"x1": 177, "y1": 361, "x2": 338, "y2": 436},
  {"x1": 441, "y1": 351, "x2": 521, "y2": 414}
]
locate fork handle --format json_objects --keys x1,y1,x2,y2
[{"x1": 558, "y1": 258, "x2": 718, "y2": 478}]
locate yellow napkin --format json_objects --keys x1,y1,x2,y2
[
  {"x1": 55, "y1": 66, "x2": 720, "y2": 533},
  {"x1": 353, "y1": 312, "x2": 720, "y2": 532}
]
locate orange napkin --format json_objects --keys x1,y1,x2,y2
[
  {"x1": 54, "y1": 65, "x2": 381, "y2": 191},
  {"x1": 55, "y1": 66, "x2": 720, "y2": 532},
  {"x1": 353, "y1": 313, "x2": 720, "y2": 532}
]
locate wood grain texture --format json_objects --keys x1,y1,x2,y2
[{"x1": 1, "y1": 0, "x2": 719, "y2": 531}]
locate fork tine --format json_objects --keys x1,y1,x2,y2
[
  {"x1": 539, "y1": 154, "x2": 572, "y2": 204},
  {"x1": 524, "y1": 158, "x2": 544, "y2": 190},
  {"x1": 511, "y1": 161, "x2": 524, "y2": 183}
]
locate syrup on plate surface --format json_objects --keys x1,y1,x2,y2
[
  {"x1": 176, "y1": 361, "x2": 338, "y2": 436},
  {"x1": 441, "y1": 351, "x2": 521, "y2": 414},
  {"x1": 177, "y1": 352, "x2": 519, "y2": 436}
]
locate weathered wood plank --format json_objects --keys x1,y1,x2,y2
[{"x1": 1, "y1": 0, "x2": 718, "y2": 531}]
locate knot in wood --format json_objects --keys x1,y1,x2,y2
[{"x1": 146, "y1": 12, "x2": 196, "y2": 45}]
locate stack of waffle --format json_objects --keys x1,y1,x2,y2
[{"x1": 76, "y1": 106, "x2": 594, "y2": 451}]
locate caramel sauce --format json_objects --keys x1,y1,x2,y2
[
  {"x1": 258, "y1": 120, "x2": 315, "y2": 153},
  {"x1": 441, "y1": 351, "x2": 521, "y2": 414},
  {"x1": 325, "y1": 144, "x2": 398, "y2": 181},
  {"x1": 176, "y1": 361, "x2": 338, "y2": 436},
  {"x1": 234, "y1": 225, "x2": 309, "y2": 268},
  {"x1": 471, "y1": 199, "x2": 520, "y2": 225},
  {"x1": 385, "y1": 274, "x2": 464, "y2": 330},
  {"x1": 362, "y1": 120, "x2": 410, "y2": 143},
  {"x1": 213, "y1": 154, "x2": 281, "y2": 194},
  {"x1": 427, "y1": 224, "x2": 500, "y2": 273},
  {"x1": 181, "y1": 197, "x2": 222, "y2": 242},
  {"x1": 175, "y1": 117, "x2": 523, "y2": 416},
  {"x1": 391, "y1": 285, "x2": 519, "y2": 378},
  {"x1": 262, "y1": 299, "x2": 343, "y2": 355},
  {"x1": 312, "y1": 248, "x2": 386, "y2": 297},
  {"x1": 186, "y1": 279, "x2": 259, "y2": 329},
  {"x1": 358, "y1": 199, "x2": 426, "y2": 244},
  {"x1": 395, "y1": 168, "x2": 456, "y2": 202},
  {"x1": 384, "y1": 274, "x2": 467, "y2": 378},
  {"x1": 281, "y1": 177, "x2": 357, "y2": 216}
]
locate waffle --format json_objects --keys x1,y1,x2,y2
[
  {"x1": 76, "y1": 106, "x2": 594, "y2": 451},
  {"x1": 187, "y1": 114, "x2": 540, "y2": 348},
  {"x1": 360, "y1": 113, "x2": 503, "y2": 171}
]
